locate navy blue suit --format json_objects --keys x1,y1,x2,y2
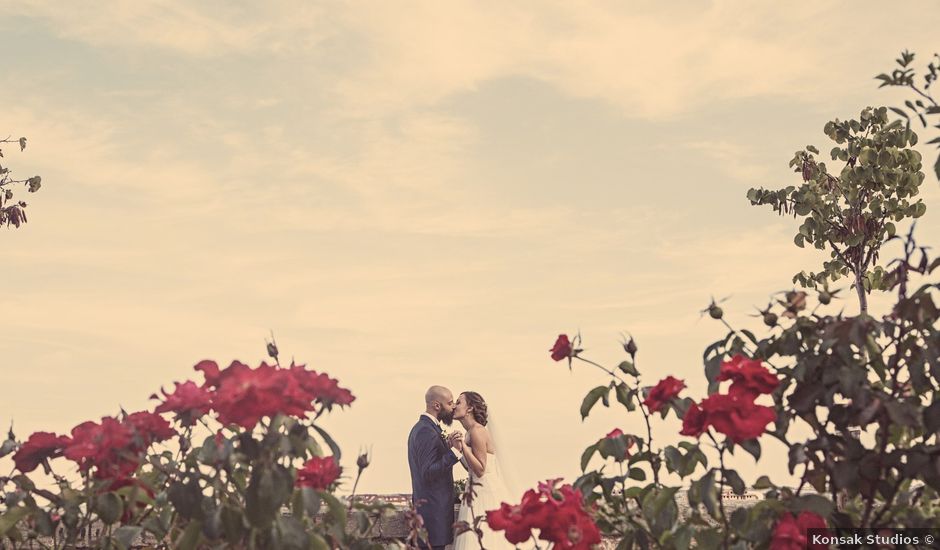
[{"x1": 408, "y1": 415, "x2": 459, "y2": 549}]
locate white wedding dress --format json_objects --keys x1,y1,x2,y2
[{"x1": 453, "y1": 433, "x2": 516, "y2": 550}]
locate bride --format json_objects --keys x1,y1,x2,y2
[{"x1": 452, "y1": 391, "x2": 516, "y2": 550}]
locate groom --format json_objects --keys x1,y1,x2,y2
[{"x1": 408, "y1": 385, "x2": 464, "y2": 550}]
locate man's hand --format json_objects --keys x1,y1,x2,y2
[{"x1": 448, "y1": 432, "x2": 464, "y2": 451}]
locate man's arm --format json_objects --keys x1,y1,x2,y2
[{"x1": 414, "y1": 427, "x2": 459, "y2": 483}]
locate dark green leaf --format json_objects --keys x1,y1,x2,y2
[
  {"x1": 628, "y1": 468, "x2": 646, "y2": 481},
  {"x1": 739, "y1": 439, "x2": 761, "y2": 461},
  {"x1": 617, "y1": 361, "x2": 639, "y2": 377},
  {"x1": 925, "y1": 401, "x2": 940, "y2": 433},
  {"x1": 302, "y1": 487, "x2": 322, "y2": 518},
  {"x1": 276, "y1": 515, "x2": 310, "y2": 550},
  {"x1": 96, "y1": 492, "x2": 124, "y2": 525},
  {"x1": 312, "y1": 425, "x2": 342, "y2": 461},
  {"x1": 175, "y1": 519, "x2": 203, "y2": 550},
  {"x1": 0, "y1": 507, "x2": 30, "y2": 537},
  {"x1": 723, "y1": 469, "x2": 746, "y2": 495},
  {"x1": 580, "y1": 444, "x2": 598, "y2": 472},
  {"x1": 615, "y1": 383, "x2": 635, "y2": 412},
  {"x1": 168, "y1": 479, "x2": 204, "y2": 520},
  {"x1": 753, "y1": 475, "x2": 775, "y2": 490},
  {"x1": 246, "y1": 465, "x2": 293, "y2": 528},
  {"x1": 580, "y1": 386, "x2": 610, "y2": 420},
  {"x1": 791, "y1": 494, "x2": 834, "y2": 518},
  {"x1": 113, "y1": 526, "x2": 143, "y2": 549}
]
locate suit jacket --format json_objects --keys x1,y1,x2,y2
[{"x1": 408, "y1": 415, "x2": 459, "y2": 547}]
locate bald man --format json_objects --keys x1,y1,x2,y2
[{"x1": 407, "y1": 385, "x2": 463, "y2": 550}]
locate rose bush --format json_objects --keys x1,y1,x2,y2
[
  {"x1": 0, "y1": 353, "x2": 415, "y2": 550},
  {"x1": 479, "y1": 108, "x2": 940, "y2": 549}
]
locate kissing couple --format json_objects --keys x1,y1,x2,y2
[{"x1": 407, "y1": 386, "x2": 515, "y2": 550}]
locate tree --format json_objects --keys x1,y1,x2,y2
[
  {"x1": 746, "y1": 107, "x2": 926, "y2": 313},
  {"x1": 876, "y1": 49, "x2": 940, "y2": 180},
  {"x1": 0, "y1": 136, "x2": 42, "y2": 229}
]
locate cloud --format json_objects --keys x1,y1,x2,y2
[
  {"x1": 2, "y1": 0, "x2": 331, "y2": 56},
  {"x1": 683, "y1": 140, "x2": 774, "y2": 183}
]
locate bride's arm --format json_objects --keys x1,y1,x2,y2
[{"x1": 462, "y1": 426, "x2": 488, "y2": 478}]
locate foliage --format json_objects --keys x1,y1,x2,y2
[
  {"x1": 0, "y1": 347, "x2": 421, "y2": 550},
  {"x1": 876, "y1": 49, "x2": 940, "y2": 180},
  {"x1": 0, "y1": 136, "x2": 42, "y2": 229},
  {"x1": 517, "y1": 226, "x2": 939, "y2": 550},
  {"x1": 747, "y1": 107, "x2": 927, "y2": 312}
]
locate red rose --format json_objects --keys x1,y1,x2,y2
[
  {"x1": 154, "y1": 381, "x2": 213, "y2": 425},
  {"x1": 201, "y1": 360, "x2": 355, "y2": 429},
  {"x1": 486, "y1": 494, "x2": 541, "y2": 544},
  {"x1": 64, "y1": 417, "x2": 137, "y2": 479},
  {"x1": 13, "y1": 431, "x2": 70, "y2": 473},
  {"x1": 288, "y1": 364, "x2": 356, "y2": 409},
  {"x1": 771, "y1": 511, "x2": 827, "y2": 550},
  {"x1": 605, "y1": 428, "x2": 624, "y2": 438},
  {"x1": 124, "y1": 411, "x2": 176, "y2": 447},
  {"x1": 679, "y1": 402, "x2": 707, "y2": 437},
  {"x1": 642, "y1": 376, "x2": 686, "y2": 413},
  {"x1": 487, "y1": 479, "x2": 599, "y2": 550},
  {"x1": 296, "y1": 456, "x2": 342, "y2": 490},
  {"x1": 550, "y1": 334, "x2": 573, "y2": 362},
  {"x1": 700, "y1": 393, "x2": 776, "y2": 443},
  {"x1": 717, "y1": 355, "x2": 780, "y2": 400}
]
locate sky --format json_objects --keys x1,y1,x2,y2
[{"x1": 2, "y1": 1, "x2": 939, "y2": 495}]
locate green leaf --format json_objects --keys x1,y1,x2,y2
[
  {"x1": 614, "y1": 383, "x2": 634, "y2": 412},
  {"x1": 753, "y1": 475, "x2": 775, "y2": 490},
  {"x1": 723, "y1": 469, "x2": 746, "y2": 495},
  {"x1": 0, "y1": 507, "x2": 30, "y2": 537},
  {"x1": 791, "y1": 494, "x2": 834, "y2": 518},
  {"x1": 302, "y1": 487, "x2": 322, "y2": 518},
  {"x1": 312, "y1": 425, "x2": 342, "y2": 461},
  {"x1": 925, "y1": 401, "x2": 940, "y2": 433},
  {"x1": 310, "y1": 534, "x2": 330, "y2": 550},
  {"x1": 96, "y1": 492, "x2": 124, "y2": 525},
  {"x1": 0, "y1": 439, "x2": 15, "y2": 458},
  {"x1": 113, "y1": 526, "x2": 143, "y2": 549},
  {"x1": 276, "y1": 515, "x2": 310, "y2": 550},
  {"x1": 580, "y1": 444, "x2": 598, "y2": 472},
  {"x1": 175, "y1": 519, "x2": 203, "y2": 550},
  {"x1": 220, "y1": 505, "x2": 246, "y2": 543},
  {"x1": 246, "y1": 465, "x2": 293, "y2": 528},
  {"x1": 628, "y1": 468, "x2": 646, "y2": 481},
  {"x1": 617, "y1": 361, "x2": 639, "y2": 377},
  {"x1": 580, "y1": 385, "x2": 610, "y2": 420},
  {"x1": 890, "y1": 106, "x2": 910, "y2": 119},
  {"x1": 321, "y1": 492, "x2": 348, "y2": 528},
  {"x1": 168, "y1": 479, "x2": 204, "y2": 520},
  {"x1": 739, "y1": 439, "x2": 761, "y2": 461}
]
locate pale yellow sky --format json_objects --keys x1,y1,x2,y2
[{"x1": 2, "y1": 1, "x2": 938, "y2": 494}]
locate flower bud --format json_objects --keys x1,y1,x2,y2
[
  {"x1": 709, "y1": 305, "x2": 723, "y2": 320},
  {"x1": 819, "y1": 291, "x2": 831, "y2": 305},
  {"x1": 357, "y1": 451, "x2": 371, "y2": 470},
  {"x1": 623, "y1": 338, "x2": 638, "y2": 358},
  {"x1": 266, "y1": 341, "x2": 278, "y2": 360},
  {"x1": 763, "y1": 312, "x2": 778, "y2": 327}
]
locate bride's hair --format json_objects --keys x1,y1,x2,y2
[{"x1": 461, "y1": 391, "x2": 488, "y2": 426}]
